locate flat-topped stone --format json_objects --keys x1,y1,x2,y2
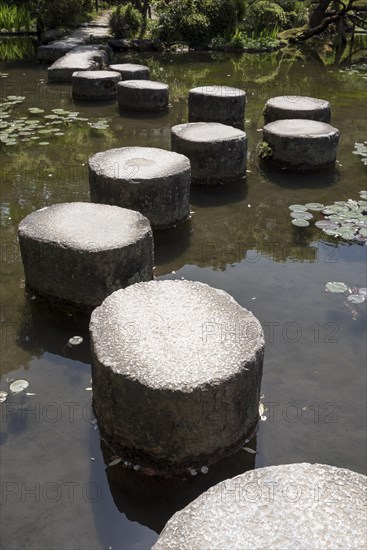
[
  {"x1": 109, "y1": 63, "x2": 150, "y2": 80},
  {"x1": 18, "y1": 202, "x2": 153, "y2": 309},
  {"x1": 260, "y1": 119, "x2": 340, "y2": 171},
  {"x1": 153, "y1": 463, "x2": 367, "y2": 549},
  {"x1": 118, "y1": 80, "x2": 169, "y2": 111},
  {"x1": 90, "y1": 280, "x2": 264, "y2": 473},
  {"x1": 189, "y1": 85, "x2": 246, "y2": 129},
  {"x1": 38, "y1": 39, "x2": 85, "y2": 63},
  {"x1": 89, "y1": 146, "x2": 191, "y2": 229},
  {"x1": 47, "y1": 45, "x2": 111, "y2": 82},
  {"x1": 171, "y1": 122, "x2": 247, "y2": 184},
  {"x1": 72, "y1": 70, "x2": 121, "y2": 100},
  {"x1": 264, "y1": 95, "x2": 331, "y2": 123}
]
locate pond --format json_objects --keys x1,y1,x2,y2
[{"x1": 0, "y1": 48, "x2": 366, "y2": 549}]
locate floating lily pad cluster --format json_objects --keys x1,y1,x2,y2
[
  {"x1": 0, "y1": 97, "x2": 110, "y2": 147},
  {"x1": 289, "y1": 192, "x2": 367, "y2": 244},
  {"x1": 353, "y1": 142, "x2": 367, "y2": 166},
  {"x1": 325, "y1": 281, "x2": 366, "y2": 304}
]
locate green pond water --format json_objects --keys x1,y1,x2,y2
[{"x1": 0, "y1": 48, "x2": 366, "y2": 549}]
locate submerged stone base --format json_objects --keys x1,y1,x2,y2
[
  {"x1": 90, "y1": 280, "x2": 264, "y2": 475},
  {"x1": 153, "y1": 463, "x2": 367, "y2": 549}
]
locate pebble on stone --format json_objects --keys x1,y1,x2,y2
[
  {"x1": 261, "y1": 119, "x2": 340, "y2": 171},
  {"x1": 72, "y1": 70, "x2": 121, "y2": 100},
  {"x1": 18, "y1": 202, "x2": 153, "y2": 309},
  {"x1": 264, "y1": 96, "x2": 331, "y2": 124},
  {"x1": 88, "y1": 146, "x2": 191, "y2": 229},
  {"x1": 109, "y1": 63, "x2": 150, "y2": 80},
  {"x1": 153, "y1": 463, "x2": 367, "y2": 549},
  {"x1": 89, "y1": 280, "x2": 264, "y2": 473},
  {"x1": 118, "y1": 80, "x2": 169, "y2": 111},
  {"x1": 171, "y1": 122, "x2": 247, "y2": 185},
  {"x1": 189, "y1": 85, "x2": 246, "y2": 129}
]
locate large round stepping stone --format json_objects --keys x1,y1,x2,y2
[
  {"x1": 18, "y1": 203, "x2": 153, "y2": 309},
  {"x1": 90, "y1": 280, "x2": 264, "y2": 474},
  {"x1": 153, "y1": 463, "x2": 367, "y2": 549},
  {"x1": 118, "y1": 80, "x2": 169, "y2": 111},
  {"x1": 88, "y1": 147, "x2": 191, "y2": 229},
  {"x1": 260, "y1": 119, "x2": 340, "y2": 171},
  {"x1": 171, "y1": 122, "x2": 247, "y2": 185},
  {"x1": 109, "y1": 63, "x2": 150, "y2": 80},
  {"x1": 72, "y1": 70, "x2": 121, "y2": 100},
  {"x1": 189, "y1": 85, "x2": 246, "y2": 129},
  {"x1": 264, "y1": 95, "x2": 331, "y2": 124}
]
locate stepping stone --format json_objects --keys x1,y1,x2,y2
[
  {"x1": 47, "y1": 45, "x2": 111, "y2": 83},
  {"x1": 118, "y1": 80, "x2": 169, "y2": 112},
  {"x1": 260, "y1": 119, "x2": 340, "y2": 171},
  {"x1": 189, "y1": 85, "x2": 246, "y2": 129},
  {"x1": 264, "y1": 96, "x2": 331, "y2": 124},
  {"x1": 88, "y1": 147, "x2": 190, "y2": 229},
  {"x1": 153, "y1": 463, "x2": 366, "y2": 549},
  {"x1": 72, "y1": 70, "x2": 121, "y2": 100},
  {"x1": 90, "y1": 280, "x2": 264, "y2": 474},
  {"x1": 18, "y1": 202, "x2": 153, "y2": 309},
  {"x1": 38, "y1": 39, "x2": 85, "y2": 63},
  {"x1": 171, "y1": 122, "x2": 247, "y2": 185},
  {"x1": 109, "y1": 63, "x2": 150, "y2": 80}
]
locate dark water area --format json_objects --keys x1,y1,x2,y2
[{"x1": 0, "y1": 48, "x2": 366, "y2": 549}]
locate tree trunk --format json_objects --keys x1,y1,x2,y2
[{"x1": 309, "y1": 0, "x2": 333, "y2": 28}]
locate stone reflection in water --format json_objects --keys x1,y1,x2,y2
[{"x1": 100, "y1": 437, "x2": 257, "y2": 533}]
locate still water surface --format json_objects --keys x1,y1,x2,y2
[{"x1": 1, "y1": 49, "x2": 366, "y2": 549}]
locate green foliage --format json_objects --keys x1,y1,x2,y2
[
  {"x1": 257, "y1": 140, "x2": 273, "y2": 160},
  {"x1": 39, "y1": 0, "x2": 94, "y2": 29},
  {"x1": 109, "y1": 4, "x2": 143, "y2": 38},
  {"x1": 156, "y1": 0, "x2": 245, "y2": 46},
  {"x1": 246, "y1": 1, "x2": 287, "y2": 33},
  {"x1": 0, "y1": 3, "x2": 32, "y2": 31}
]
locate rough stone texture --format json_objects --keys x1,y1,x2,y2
[
  {"x1": 171, "y1": 122, "x2": 247, "y2": 185},
  {"x1": 264, "y1": 96, "x2": 331, "y2": 124},
  {"x1": 72, "y1": 70, "x2": 121, "y2": 100},
  {"x1": 189, "y1": 86, "x2": 246, "y2": 129},
  {"x1": 38, "y1": 39, "x2": 85, "y2": 63},
  {"x1": 47, "y1": 45, "x2": 112, "y2": 83},
  {"x1": 90, "y1": 280, "x2": 264, "y2": 473},
  {"x1": 18, "y1": 202, "x2": 153, "y2": 309},
  {"x1": 88, "y1": 147, "x2": 191, "y2": 229},
  {"x1": 118, "y1": 80, "x2": 169, "y2": 112},
  {"x1": 109, "y1": 63, "x2": 150, "y2": 80},
  {"x1": 153, "y1": 463, "x2": 367, "y2": 550},
  {"x1": 262, "y1": 119, "x2": 340, "y2": 171}
]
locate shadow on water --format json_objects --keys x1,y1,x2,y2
[
  {"x1": 190, "y1": 178, "x2": 248, "y2": 207},
  {"x1": 259, "y1": 162, "x2": 341, "y2": 189},
  {"x1": 95, "y1": 436, "x2": 257, "y2": 537},
  {"x1": 16, "y1": 298, "x2": 91, "y2": 364}
]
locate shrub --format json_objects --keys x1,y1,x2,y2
[
  {"x1": 246, "y1": 1, "x2": 287, "y2": 34},
  {"x1": 109, "y1": 4, "x2": 143, "y2": 39},
  {"x1": 39, "y1": 0, "x2": 93, "y2": 29},
  {"x1": 156, "y1": 0, "x2": 244, "y2": 46}
]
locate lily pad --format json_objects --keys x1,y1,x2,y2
[
  {"x1": 68, "y1": 336, "x2": 83, "y2": 346},
  {"x1": 0, "y1": 390, "x2": 8, "y2": 403},
  {"x1": 9, "y1": 379, "x2": 29, "y2": 393},
  {"x1": 325, "y1": 281, "x2": 348, "y2": 293},
  {"x1": 315, "y1": 220, "x2": 338, "y2": 230},
  {"x1": 347, "y1": 294, "x2": 365, "y2": 304},
  {"x1": 289, "y1": 204, "x2": 308, "y2": 212},
  {"x1": 292, "y1": 219, "x2": 310, "y2": 227},
  {"x1": 305, "y1": 202, "x2": 324, "y2": 211},
  {"x1": 358, "y1": 288, "x2": 367, "y2": 296},
  {"x1": 290, "y1": 211, "x2": 313, "y2": 220}
]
